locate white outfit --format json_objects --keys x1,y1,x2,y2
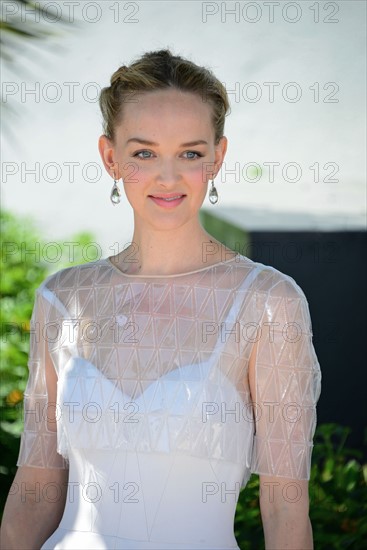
[{"x1": 17, "y1": 254, "x2": 321, "y2": 549}]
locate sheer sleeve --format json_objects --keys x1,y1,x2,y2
[
  {"x1": 250, "y1": 275, "x2": 321, "y2": 480},
  {"x1": 16, "y1": 284, "x2": 68, "y2": 469}
]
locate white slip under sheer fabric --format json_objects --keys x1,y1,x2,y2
[{"x1": 16, "y1": 253, "x2": 321, "y2": 550}]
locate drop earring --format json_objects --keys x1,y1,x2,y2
[
  {"x1": 208, "y1": 179, "x2": 218, "y2": 204},
  {"x1": 110, "y1": 172, "x2": 121, "y2": 205}
]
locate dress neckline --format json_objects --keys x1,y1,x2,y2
[{"x1": 105, "y1": 253, "x2": 241, "y2": 279}]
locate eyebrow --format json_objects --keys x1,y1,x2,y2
[{"x1": 126, "y1": 138, "x2": 208, "y2": 147}]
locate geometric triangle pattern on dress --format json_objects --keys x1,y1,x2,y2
[{"x1": 16, "y1": 253, "x2": 321, "y2": 549}]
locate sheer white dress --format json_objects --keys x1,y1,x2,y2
[{"x1": 16, "y1": 253, "x2": 321, "y2": 549}]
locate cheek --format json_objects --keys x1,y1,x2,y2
[
  {"x1": 187, "y1": 164, "x2": 209, "y2": 186},
  {"x1": 124, "y1": 164, "x2": 151, "y2": 186}
]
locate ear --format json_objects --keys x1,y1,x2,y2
[
  {"x1": 98, "y1": 135, "x2": 118, "y2": 177},
  {"x1": 213, "y1": 136, "x2": 228, "y2": 178}
]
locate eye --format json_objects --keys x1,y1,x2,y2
[
  {"x1": 183, "y1": 151, "x2": 203, "y2": 159},
  {"x1": 132, "y1": 150, "x2": 204, "y2": 160},
  {"x1": 133, "y1": 150, "x2": 153, "y2": 159}
]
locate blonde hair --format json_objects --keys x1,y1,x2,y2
[{"x1": 99, "y1": 48, "x2": 230, "y2": 145}]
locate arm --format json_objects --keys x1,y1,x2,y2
[
  {"x1": 0, "y1": 465, "x2": 69, "y2": 550},
  {"x1": 248, "y1": 278, "x2": 321, "y2": 549},
  {"x1": 249, "y1": 340, "x2": 314, "y2": 549},
  {"x1": 258, "y1": 475, "x2": 313, "y2": 550},
  {"x1": 1, "y1": 286, "x2": 69, "y2": 549}
]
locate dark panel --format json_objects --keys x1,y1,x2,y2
[{"x1": 248, "y1": 231, "x2": 367, "y2": 452}]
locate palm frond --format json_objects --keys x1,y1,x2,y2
[{"x1": 1, "y1": 0, "x2": 75, "y2": 62}]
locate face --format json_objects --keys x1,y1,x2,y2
[{"x1": 99, "y1": 87, "x2": 227, "y2": 232}]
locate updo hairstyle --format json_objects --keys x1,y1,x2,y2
[{"x1": 99, "y1": 48, "x2": 230, "y2": 145}]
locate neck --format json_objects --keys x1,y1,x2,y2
[{"x1": 114, "y1": 220, "x2": 236, "y2": 276}]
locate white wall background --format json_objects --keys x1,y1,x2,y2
[{"x1": 1, "y1": 0, "x2": 366, "y2": 258}]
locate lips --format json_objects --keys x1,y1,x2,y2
[
  {"x1": 148, "y1": 194, "x2": 186, "y2": 208},
  {"x1": 149, "y1": 194, "x2": 186, "y2": 200}
]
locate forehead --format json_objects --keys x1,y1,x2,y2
[{"x1": 115, "y1": 88, "x2": 214, "y2": 140}]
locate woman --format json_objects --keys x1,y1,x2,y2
[{"x1": 1, "y1": 49, "x2": 321, "y2": 549}]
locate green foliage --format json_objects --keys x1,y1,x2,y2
[
  {"x1": 234, "y1": 423, "x2": 367, "y2": 549},
  {"x1": 0, "y1": 209, "x2": 97, "y2": 513},
  {"x1": 234, "y1": 474, "x2": 262, "y2": 549},
  {"x1": 309, "y1": 424, "x2": 367, "y2": 549}
]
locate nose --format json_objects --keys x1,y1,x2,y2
[{"x1": 155, "y1": 158, "x2": 181, "y2": 186}]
